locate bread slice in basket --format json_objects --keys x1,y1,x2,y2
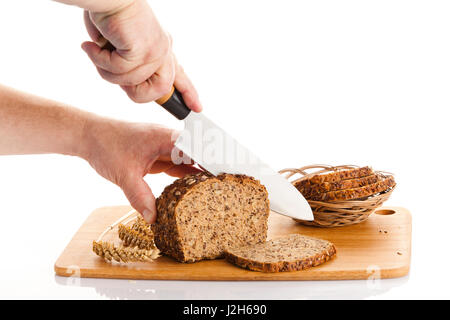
[
  {"x1": 306, "y1": 174, "x2": 396, "y2": 201},
  {"x1": 296, "y1": 166, "x2": 373, "y2": 187},
  {"x1": 152, "y1": 172, "x2": 270, "y2": 263},
  {"x1": 224, "y1": 234, "x2": 336, "y2": 272},
  {"x1": 296, "y1": 174, "x2": 381, "y2": 199}
]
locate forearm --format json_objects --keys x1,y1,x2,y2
[
  {"x1": 0, "y1": 84, "x2": 93, "y2": 157},
  {"x1": 53, "y1": 0, "x2": 134, "y2": 13}
]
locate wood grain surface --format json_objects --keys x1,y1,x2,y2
[{"x1": 55, "y1": 206, "x2": 411, "y2": 280}]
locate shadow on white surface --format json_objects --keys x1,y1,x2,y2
[{"x1": 54, "y1": 275, "x2": 409, "y2": 300}]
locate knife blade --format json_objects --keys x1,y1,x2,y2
[{"x1": 156, "y1": 87, "x2": 313, "y2": 221}]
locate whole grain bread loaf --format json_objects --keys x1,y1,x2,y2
[
  {"x1": 152, "y1": 172, "x2": 270, "y2": 263},
  {"x1": 224, "y1": 234, "x2": 336, "y2": 272}
]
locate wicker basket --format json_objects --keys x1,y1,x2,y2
[{"x1": 279, "y1": 164, "x2": 396, "y2": 227}]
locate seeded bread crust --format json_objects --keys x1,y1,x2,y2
[
  {"x1": 296, "y1": 166, "x2": 373, "y2": 188},
  {"x1": 307, "y1": 175, "x2": 396, "y2": 201},
  {"x1": 295, "y1": 174, "x2": 381, "y2": 198},
  {"x1": 153, "y1": 172, "x2": 270, "y2": 263},
  {"x1": 152, "y1": 173, "x2": 210, "y2": 262},
  {"x1": 224, "y1": 234, "x2": 336, "y2": 273}
]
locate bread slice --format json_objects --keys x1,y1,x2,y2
[
  {"x1": 152, "y1": 172, "x2": 270, "y2": 263},
  {"x1": 296, "y1": 174, "x2": 381, "y2": 198},
  {"x1": 296, "y1": 166, "x2": 373, "y2": 189},
  {"x1": 307, "y1": 174, "x2": 396, "y2": 201},
  {"x1": 224, "y1": 234, "x2": 336, "y2": 272}
]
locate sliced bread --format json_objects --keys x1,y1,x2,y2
[
  {"x1": 224, "y1": 234, "x2": 336, "y2": 272},
  {"x1": 295, "y1": 174, "x2": 381, "y2": 199},
  {"x1": 152, "y1": 172, "x2": 270, "y2": 263},
  {"x1": 296, "y1": 166, "x2": 373, "y2": 188},
  {"x1": 306, "y1": 174, "x2": 396, "y2": 201}
]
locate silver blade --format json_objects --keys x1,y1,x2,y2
[{"x1": 173, "y1": 112, "x2": 313, "y2": 221}]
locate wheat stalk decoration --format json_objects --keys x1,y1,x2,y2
[
  {"x1": 130, "y1": 217, "x2": 154, "y2": 237},
  {"x1": 118, "y1": 224, "x2": 156, "y2": 250},
  {"x1": 93, "y1": 241, "x2": 159, "y2": 263},
  {"x1": 92, "y1": 209, "x2": 160, "y2": 263}
]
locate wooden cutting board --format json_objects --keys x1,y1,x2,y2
[{"x1": 54, "y1": 206, "x2": 411, "y2": 280}]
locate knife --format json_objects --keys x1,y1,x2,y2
[
  {"x1": 155, "y1": 86, "x2": 313, "y2": 221},
  {"x1": 99, "y1": 38, "x2": 311, "y2": 219}
]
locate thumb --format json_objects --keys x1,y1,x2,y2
[{"x1": 121, "y1": 175, "x2": 156, "y2": 224}]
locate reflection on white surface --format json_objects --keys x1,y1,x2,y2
[{"x1": 54, "y1": 275, "x2": 409, "y2": 300}]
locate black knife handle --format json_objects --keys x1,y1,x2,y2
[{"x1": 155, "y1": 86, "x2": 191, "y2": 120}]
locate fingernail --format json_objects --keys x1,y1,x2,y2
[
  {"x1": 81, "y1": 42, "x2": 89, "y2": 52},
  {"x1": 142, "y1": 209, "x2": 153, "y2": 224}
]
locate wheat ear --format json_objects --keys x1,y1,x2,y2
[
  {"x1": 118, "y1": 224, "x2": 156, "y2": 250},
  {"x1": 131, "y1": 217, "x2": 153, "y2": 237},
  {"x1": 93, "y1": 241, "x2": 159, "y2": 263},
  {"x1": 92, "y1": 209, "x2": 160, "y2": 263}
]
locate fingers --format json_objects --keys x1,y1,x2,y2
[
  {"x1": 81, "y1": 1, "x2": 202, "y2": 106},
  {"x1": 153, "y1": 130, "x2": 195, "y2": 165},
  {"x1": 148, "y1": 161, "x2": 174, "y2": 174},
  {"x1": 149, "y1": 161, "x2": 202, "y2": 177},
  {"x1": 95, "y1": 62, "x2": 161, "y2": 86},
  {"x1": 174, "y1": 61, "x2": 203, "y2": 112},
  {"x1": 121, "y1": 174, "x2": 157, "y2": 224},
  {"x1": 81, "y1": 22, "x2": 172, "y2": 88},
  {"x1": 83, "y1": 11, "x2": 103, "y2": 45},
  {"x1": 120, "y1": 162, "x2": 201, "y2": 224},
  {"x1": 81, "y1": 16, "x2": 202, "y2": 109},
  {"x1": 81, "y1": 41, "x2": 138, "y2": 74},
  {"x1": 165, "y1": 164, "x2": 203, "y2": 177},
  {"x1": 155, "y1": 127, "x2": 179, "y2": 160},
  {"x1": 120, "y1": 53, "x2": 175, "y2": 103}
]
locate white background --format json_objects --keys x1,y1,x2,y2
[{"x1": 0, "y1": 0, "x2": 449, "y2": 299}]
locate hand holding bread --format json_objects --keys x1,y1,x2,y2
[{"x1": 81, "y1": 119, "x2": 201, "y2": 224}]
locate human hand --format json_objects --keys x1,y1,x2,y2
[
  {"x1": 81, "y1": 0, "x2": 202, "y2": 111},
  {"x1": 81, "y1": 117, "x2": 201, "y2": 223}
]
